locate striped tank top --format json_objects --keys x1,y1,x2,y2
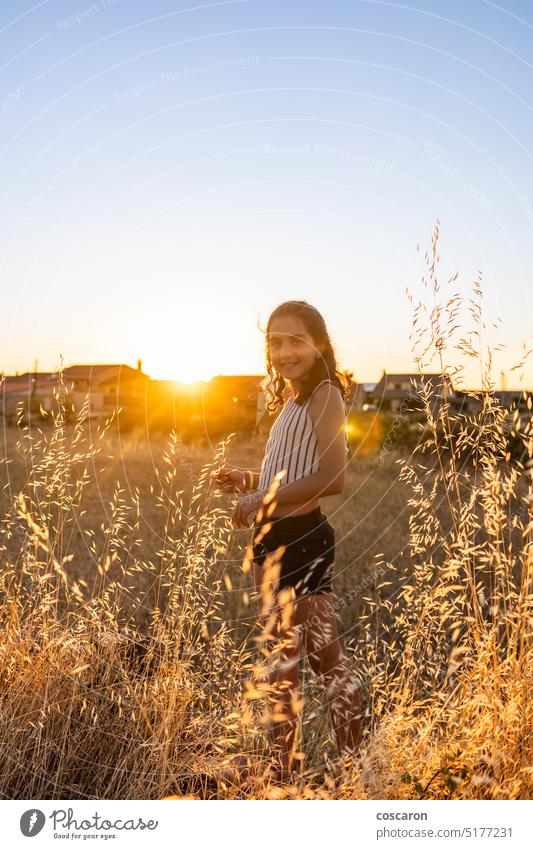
[{"x1": 258, "y1": 379, "x2": 349, "y2": 492}]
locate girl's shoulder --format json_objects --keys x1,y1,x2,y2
[
  {"x1": 308, "y1": 379, "x2": 343, "y2": 401},
  {"x1": 308, "y1": 379, "x2": 347, "y2": 416}
]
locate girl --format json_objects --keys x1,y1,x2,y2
[{"x1": 212, "y1": 300, "x2": 361, "y2": 784}]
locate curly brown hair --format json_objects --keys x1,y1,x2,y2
[{"x1": 258, "y1": 300, "x2": 352, "y2": 414}]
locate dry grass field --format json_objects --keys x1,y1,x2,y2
[
  {"x1": 1, "y1": 400, "x2": 530, "y2": 800},
  {"x1": 1, "y1": 228, "x2": 532, "y2": 800}
]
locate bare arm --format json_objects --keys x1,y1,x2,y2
[{"x1": 258, "y1": 383, "x2": 347, "y2": 506}]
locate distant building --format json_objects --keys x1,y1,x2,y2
[
  {"x1": 345, "y1": 380, "x2": 369, "y2": 412},
  {"x1": 205, "y1": 374, "x2": 263, "y2": 432},
  {"x1": 451, "y1": 387, "x2": 530, "y2": 416},
  {"x1": 1, "y1": 372, "x2": 58, "y2": 420},
  {"x1": 1, "y1": 362, "x2": 150, "y2": 423},
  {"x1": 207, "y1": 373, "x2": 263, "y2": 407},
  {"x1": 369, "y1": 371, "x2": 456, "y2": 414},
  {"x1": 62, "y1": 362, "x2": 149, "y2": 419},
  {"x1": 493, "y1": 389, "x2": 530, "y2": 411}
]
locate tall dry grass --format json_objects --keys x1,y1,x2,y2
[
  {"x1": 0, "y1": 390, "x2": 263, "y2": 798},
  {"x1": 340, "y1": 222, "x2": 532, "y2": 800},
  {"x1": 0, "y1": 222, "x2": 531, "y2": 799}
]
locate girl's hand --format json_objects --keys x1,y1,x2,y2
[
  {"x1": 231, "y1": 491, "x2": 264, "y2": 529},
  {"x1": 211, "y1": 466, "x2": 247, "y2": 493}
]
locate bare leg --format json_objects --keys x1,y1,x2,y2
[{"x1": 299, "y1": 593, "x2": 362, "y2": 756}]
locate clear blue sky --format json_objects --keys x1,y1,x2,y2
[{"x1": 1, "y1": 0, "x2": 532, "y2": 387}]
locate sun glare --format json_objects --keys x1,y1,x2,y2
[{"x1": 173, "y1": 377, "x2": 205, "y2": 392}]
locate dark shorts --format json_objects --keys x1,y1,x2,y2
[{"x1": 251, "y1": 506, "x2": 335, "y2": 598}]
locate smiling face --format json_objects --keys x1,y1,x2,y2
[{"x1": 268, "y1": 314, "x2": 321, "y2": 387}]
